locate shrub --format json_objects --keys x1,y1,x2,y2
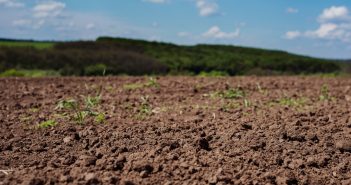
[
  {"x1": 84, "y1": 64, "x2": 107, "y2": 76},
  {"x1": 0, "y1": 69, "x2": 25, "y2": 77},
  {"x1": 198, "y1": 71, "x2": 229, "y2": 77}
]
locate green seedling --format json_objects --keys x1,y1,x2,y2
[
  {"x1": 19, "y1": 115, "x2": 32, "y2": 122},
  {"x1": 136, "y1": 96, "x2": 153, "y2": 120},
  {"x1": 123, "y1": 83, "x2": 144, "y2": 90},
  {"x1": 29, "y1": 108, "x2": 39, "y2": 113},
  {"x1": 278, "y1": 97, "x2": 306, "y2": 107},
  {"x1": 124, "y1": 77, "x2": 160, "y2": 90},
  {"x1": 105, "y1": 85, "x2": 114, "y2": 92},
  {"x1": 37, "y1": 120, "x2": 57, "y2": 129},
  {"x1": 244, "y1": 99, "x2": 251, "y2": 108},
  {"x1": 319, "y1": 84, "x2": 331, "y2": 101},
  {"x1": 140, "y1": 96, "x2": 152, "y2": 115},
  {"x1": 256, "y1": 83, "x2": 263, "y2": 93},
  {"x1": 213, "y1": 88, "x2": 246, "y2": 99},
  {"x1": 145, "y1": 77, "x2": 160, "y2": 88},
  {"x1": 74, "y1": 111, "x2": 88, "y2": 124},
  {"x1": 256, "y1": 83, "x2": 268, "y2": 95},
  {"x1": 56, "y1": 93, "x2": 103, "y2": 124},
  {"x1": 95, "y1": 113, "x2": 106, "y2": 124},
  {"x1": 56, "y1": 99, "x2": 82, "y2": 124},
  {"x1": 221, "y1": 102, "x2": 240, "y2": 112},
  {"x1": 55, "y1": 99, "x2": 78, "y2": 110},
  {"x1": 83, "y1": 95, "x2": 101, "y2": 108}
]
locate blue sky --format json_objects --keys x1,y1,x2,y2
[{"x1": 1, "y1": 0, "x2": 351, "y2": 59}]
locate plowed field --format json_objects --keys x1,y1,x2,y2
[{"x1": 1, "y1": 77, "x2": 351, "y2": 185}]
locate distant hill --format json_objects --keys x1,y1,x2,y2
[
  {"x1": 0, "y1": 37, "x2": 348, "y2": 76},
  {"x1": 0, "y1": 38, "x2": 54, "y2": 49}
]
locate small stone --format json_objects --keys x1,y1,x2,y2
[
  {"x1": 84, "y1": 173, "x2": 101, "y2": 185},
  {"x1": 208, "y1": 176, "x2": 218, "y2": 184},
  {"x1": 306, "y1": 157, "x2": 318, "y2": 167},
  {"x1": 288, "y1": 159, "x2": 304, "y2": 169},
  {"x1": 84, "y1": 173, "x2": 96, "y2": 181},
  {"x1": 79, "y1": 155, "x2": 97, "y2": 166},
  {"x1": 59, "y1": 175, "x2": 69, "y2": 182},
  {"x1": 333, "y1": 171, "x2": 337, "y2": 177},
  {"x1": 140, "y1": 171, "x2": 148, "y2": 178},
  {"x1": 62, "y1": 155, "x2": 77, "y2": 165},
  {"x1": 63, "y1": 136, "x2": 72, "y2": 143},
  {"x1": 336, "y1": 140, "x2": 351, "y2": 152},
  {"x1": 116, "y1": 155, "x2": 126, "y2": 163},
  {"x1": 96, "y1": 158, "x2": 107, "y2": 167}
]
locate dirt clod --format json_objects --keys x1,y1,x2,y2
[{"x1": 198, "y1": 138, "x2": 211, "y2": 151}]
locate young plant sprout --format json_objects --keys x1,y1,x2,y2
[
  {"x1": 37, "y1": 120, "x2": 57, "y2": 129},
  {"x1": 55, "y1": 86, "x2": 105, "y2": 124}
]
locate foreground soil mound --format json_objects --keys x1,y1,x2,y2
[{"x1": 0, "y1": 77, "x2": 350, "y2": 185}]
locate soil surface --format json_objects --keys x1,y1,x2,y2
[{"x1": 0, "y1": 76, "x2": 351, "y2": 185}]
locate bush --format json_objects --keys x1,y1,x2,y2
[
  {"x1": 198, "y1": 71, "x2": 229, "y2": 77},
  {"x1": 84, "y1": 64, "x2": 107, "y2": 76},
  {"x1": 0, "y1": 69, "x2": 60, "y2": 77},
  {"x1": 0, "y1": 69, "x2": 25, "y2": 77}
]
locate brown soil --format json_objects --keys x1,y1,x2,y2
[{"x1": 0, "y1": 76, "x2": 351, "y2": 185}]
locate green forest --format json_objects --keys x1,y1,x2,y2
[{"x1": 0, "y1": 37, "x2": 349, "y2": 77}]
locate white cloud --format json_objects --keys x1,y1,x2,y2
[
  {"x1": 177, "y1": 32, "x2": 190, "y2": 37},
  {"x1": 196, "y1": 0, "x2": 218, "y2": 17},
  {"x1": 33, "y1": 1, "x2": 66, "y2": 18},
  {"x1": 319, "y1": 6, "x2": 349, "y2": 22},
  {"x1": 12, "y1": 19, "x2": 31, "y2": 26},
  {"x1": 143, "y1": 0, "x2": 167, "y2": 4},
  {"x1": 285, "y1": 31, "x2": 301, "y2": 39},
  {"x1": 286, "y1": 6, "x2": 351, "y2": 43},
  {"x1": 305, "y1": 23, "x2": 338, "y2": 38},
  {"x1": 286, "y1": 7, "x2": 298, "y2": 14},
  {"x1": 85, "y1": 23, "x2": 95, "y2": 30},
  {"x1": 203, "y1": 26, "x2": 240, "y2": 39},
  {"x1": 0, "y1": 0, "x2": 24, "y2": 8}
]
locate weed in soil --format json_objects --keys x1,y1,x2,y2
[
  {"x1": 124, "y1": 77, "x2": 160, "y2": 90},
  {"x1": 37, "y1": 120, "x2": 57, "y2": 129},
  {"x1": 136, "y1": 96, "x2": 153, "y2": 120},
  {"x1": 243, "y1": 99, "x2": 251, "y2": 108},
  {"x1": 55, "y1": 85, "x2": 105, "y2": 124},
  {"x1": 319, "y1": 84, "x2": 332, "y2": 101},
  {"x1": 278, "y1": 97, "x2": 307, "y2": 107},
  {"x1": 95, "y1": 112, "x2": 106, "y2": 124}
]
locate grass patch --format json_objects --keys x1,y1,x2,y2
[
  {"x1": 0, "y1": 41, "x2": 54, "y2": 49},
  {"x1": 37, "y1": 120, "x2": 57, "y2": 129},
  {"x1": 123, "y1": 77, "x2": 160, "y2": 90},
  {"x1": 55, "y1": 84, "x2": 105, "y2": 124},
  {"x1": 136, "y1": 96, "x2": 153, "y2": 120},
  {"x1": 221, "y1": 102, "x2": 241, "y2": 112},
  {"x1": 319, "y1": 84, "x2": 333, "y2": 101},
  {"x1": 56, "y1": 95, "x2": 103, "y2": 124},
  {"x1": 212, "y1": 88, "x2": 246, "y2": 99},
  {"x1": 198, "y1": 71, "x2": 229, "y2": 77},
  {"x1": 0, "y1": 69, "x2": 60, "y2": 77},
  {"x1": 278, "y1": 97, "x2": 307, "y2": 107},
  {"x1": 123, "y1": 83, "x2": 145, "y2": 90},
  {"x1": 244, "y1": 99, "x2": 251, "y2": 108},
  {"x1": 95, "y1": 113, "x2": 106, "y2": 124}
]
